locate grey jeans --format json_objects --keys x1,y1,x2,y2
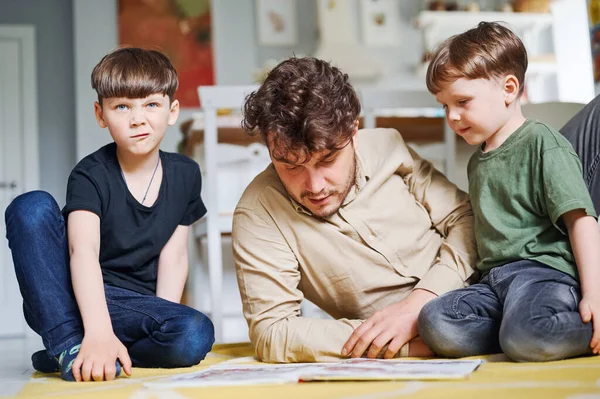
[{"x1": 418, "y1": 260, "x2": 593, "y2": 362}]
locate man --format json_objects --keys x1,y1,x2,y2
[{"x1": 232, "y1": 57, "x2": 477, "y2": 362}]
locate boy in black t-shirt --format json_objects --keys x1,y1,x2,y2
[{"x1": 5, "y1": 48, "x2": 214, "y2": 382}]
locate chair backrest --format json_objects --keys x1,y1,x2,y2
[
  {"x1": 359, "y1": 87, "x2": 455, "y2": 179},
  {"x1": 197, "y1": 85, "x2": 260, "y2": 217},
  {"x1": 521, "y1": 102, "x2": 586, "y2": 131},
  {"x1": 193, "y1": 142, "x2": 270, "y2": 215},
  {"x1": 196, "y1": 85, "x2": 260, "y2": 342},
  {"x1": 198, "y1": 85, "x2": 260, "y2": 110},
  {"x1": 360, "y1": 88, "x2": 442, "y2": 129}
]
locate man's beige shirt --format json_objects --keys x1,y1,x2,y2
[{"x1": 232, "y1": 128, "x2": 477, "y2": 363}]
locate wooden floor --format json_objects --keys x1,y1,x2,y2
[{"x1": 4, "y1": 338, "x2": 600, "y2": 399}]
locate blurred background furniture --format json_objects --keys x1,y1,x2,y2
[
  {"x1": 360, "y1": 87, "x2": 453, "y2": 180},
  {"x1": 191, "y1": 85, "x2": 260, "y2": 343}
]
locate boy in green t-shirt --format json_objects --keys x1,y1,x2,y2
[{"x1": 418, "y1": 22, "x2": 600, "y2": 361}]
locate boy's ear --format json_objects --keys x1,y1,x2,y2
[
  {"x1": 94, "y1": 102, "x2": 107, "y2": 128},
  {"x1": 168, "y1": 99, "x2": 180, "y2": 126},
  {"x1": 503, "y1": 75, "x2": 520, "y2": 105}
]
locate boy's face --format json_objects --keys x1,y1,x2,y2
[
  {"x1": 94, "y1": 93, "x2": 179, "y2": 156},
  {"x1": 270, "y1": 125, "x2": 358, "y2": 218},
  {"x1": 435, "y1": 77, "x2": 517, "y2": 147}
]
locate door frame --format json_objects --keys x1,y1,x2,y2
[
  {"x1": 0, "y1": 25, "x2": 39, "y2": 337},
  {"x1": 0, "y1": 25, "x2": 39, "y2": 193}
]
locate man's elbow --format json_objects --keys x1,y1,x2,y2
[
  {"x1": 250, "y1": 320, "x2": 301, "y2": 363},
  {"x1": 251, "y1": 324, "x2": 285, "y2": 363}
]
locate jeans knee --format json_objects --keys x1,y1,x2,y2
[
  {"x1": 418, "y1": 300, "x2": 464, "y2": 357},
  {"x1": 500, "y1": 320, "x2": 565, "y2": 362},
  {"x1": 418, "y1": 300, "x2": 442, "y2": 338},
  {"x1": 166, "y1": 311, "x2": 215, "y2": 367},
  {"x1": 6, "y1": 191, "x2": 58, "y2": 231}
]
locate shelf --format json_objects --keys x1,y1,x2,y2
[{"x1": 417, "y1": 10, "x2": 553, "y2": 31}]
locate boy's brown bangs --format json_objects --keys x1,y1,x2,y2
[{"x1": 94, "y1": 71, "x2": 175, "y2": 100}]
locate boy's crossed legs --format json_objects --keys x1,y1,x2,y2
[
  {"x1": 418, "y1": 260, "x2": 593, "y2": 362},
  {"x1": 6, "y1": 191, "x2": 214, "y2": 380}
]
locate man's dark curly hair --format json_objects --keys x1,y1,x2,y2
[{"x1": 242, "y1": 57, "x2": 361, "y2": 163}]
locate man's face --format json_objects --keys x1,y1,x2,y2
[{"x1": 271, "y1": 131, "x2": 358, "y2": 218}]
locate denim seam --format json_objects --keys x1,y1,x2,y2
[
  {"x1": 48, "y1": 334, "x2": 83, "y2": 358},
  {"x1": 106, "y1": 298, "x2": 163, "y2": 324},
  {"x1": 488, "y1": 266, "x2": 513, "y2": 287},
  {"x1": 451, "y1": 293, "x2": 496, "y2": 323},
  {"x1": 587, "y1": 152, "x2": 600, "y2": 185}
]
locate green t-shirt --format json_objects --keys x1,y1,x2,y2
[{"x1": 468, "y1": 119, "x2": 596, "y2": 279}]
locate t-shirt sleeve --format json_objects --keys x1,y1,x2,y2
[
  {"x1": 542, "y1": 146, "x2": 597, "y2": 232},
  {"x1": 63, "y1": 167, "x2": 103, "y2": 218},
  {"x1": 180, "y1": 164, "x2": 207, "y2": 226}
]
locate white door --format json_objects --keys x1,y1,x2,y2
[{"x1": 0, "y1": 26, "x2": 39, "y2": 337}]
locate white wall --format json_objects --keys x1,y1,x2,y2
[{"x1": 73, "y1": 0, "x2": 118, "y2": 163}]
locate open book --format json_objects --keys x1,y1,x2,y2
[{"x1": 145, "y1": 358, "x2": 484, "y2": 388}]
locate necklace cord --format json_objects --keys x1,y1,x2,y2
[{"x1": 120, "y1": 156, "x2": 160, "y2": 205}]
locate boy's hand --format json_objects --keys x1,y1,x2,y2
[
  {"x1": 580, "y1": 294, "x2": 600, "y2": 354},
  {"x1": 71, "y1": 333, "x2": 133, "y2": 382}
]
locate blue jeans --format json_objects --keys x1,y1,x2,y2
[
  {"x1": 418, "y1": 260, "x2": 593, "y2": 362},
  {"x1": 5, "y1": 191, "x2": 215, "y2": 368}
]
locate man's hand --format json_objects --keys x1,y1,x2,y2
[
  {"x1": 342, "y1": 289, "x2": 437, "y2": 359},
  {"x1": 71, "y1": 333, "x2": 132, "y2": 382},
  {"x1": 580, "y1": 293, "x2": 600, "y2": 354}
]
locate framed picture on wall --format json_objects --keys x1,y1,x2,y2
[
  {"x1": 359, "y1": 0, "x2": 401, "y2": 47},
  {"x1": 256, "y1": 0, "x2": 298, "y2": 46}
]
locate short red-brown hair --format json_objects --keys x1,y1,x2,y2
[{"x1": 426, "y1": 21, "x2": 528, "y2": 96}]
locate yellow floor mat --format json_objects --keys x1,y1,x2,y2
[{"x1": 11, "y1": 343, "x2": 600, "y2": 399}]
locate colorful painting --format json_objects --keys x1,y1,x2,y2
[{"x1": 118, "y1": 0, "x2": 214, "y2": 107}]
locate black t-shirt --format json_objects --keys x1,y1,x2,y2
[{"x1": 62, "y1": 142, "x2": 207, "y2": 295}]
